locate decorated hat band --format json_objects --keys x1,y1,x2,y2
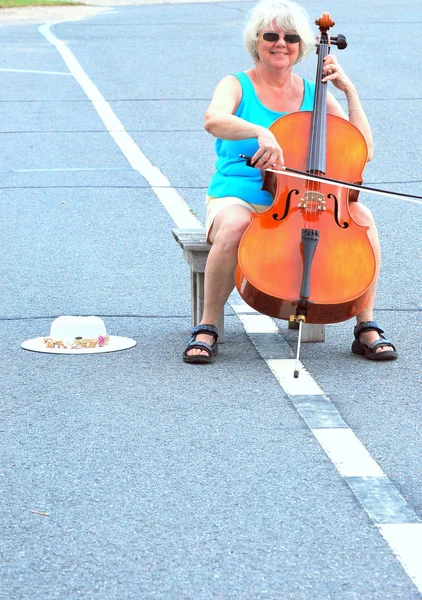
[{"x1": 21, "y1": 316, "x2": 136, "y2": 354}]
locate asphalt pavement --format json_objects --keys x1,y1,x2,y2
[{"x1": 1, "y1": 1, "x2": 421, "y2": 598}]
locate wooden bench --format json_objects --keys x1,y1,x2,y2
[
  {"x1": 172, "y1": 228, "x2": 325, "y2": 343},
  {"x1": 172, "y1": 228, "x2": 225, "y2": 342}
]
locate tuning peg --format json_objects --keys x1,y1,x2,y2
[{"x1": 331, "y1": 34, "x2": 347, "y2": 49}]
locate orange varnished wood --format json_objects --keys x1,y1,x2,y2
[{"x1": 235, "y1": 111, "x2": 377, "y2": 324}]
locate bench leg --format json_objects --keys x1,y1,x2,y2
[
  {"x1": 190, "y1": 270, "x2": 202, "y2": 328},
  {"x1": 190, "y1": 270, "x2": 225, "y2": 343},
  {"x1": 301, "y1": 323, "x2": 325, "y2": 343},
  {"x1": 288, "y1": 321, "x2": 325, "y2": 343},
  {"x1": 216, "y1": 313, "x2": 225, "y2": 344}
]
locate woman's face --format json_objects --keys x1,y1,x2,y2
[{"x1": 256, "y1": 21, "x2": 300, "y2": 67}]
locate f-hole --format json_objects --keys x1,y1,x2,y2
[
  {"x1": 272, "y1": 189, "x2": 299, "y2": 221},
  {"x1": 328, "y1": 193, "x2": 349, "y2": 229}
]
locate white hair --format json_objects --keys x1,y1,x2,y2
[{"x1": 243, "y1": 0, "x2": 316, "y2": 64}]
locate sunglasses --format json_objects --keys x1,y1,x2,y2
[{"x1": 262, "y1": 32, "x2": 301, "y2": 44}]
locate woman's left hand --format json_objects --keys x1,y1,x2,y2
[{"x1": 322, "y1": 55, "x2": 353, "y2": 91}]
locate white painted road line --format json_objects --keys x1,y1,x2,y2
[
  {"x1": 2, "y1": 167, "x2": 133, "y2": 173},
  {"x1": 0, "y1": 68, "x2": 72, "y2": 76},
  {"x1": 40, "y1": 21, "x2": 422, "y2": 595},
  {"x1": 313, "y1": 428, "x2": 385, "y2": 477},
  {"x1": 378, "y1": 524, "x2": 422, "y2": 592},
  {"x1": 39, "y1": 23, "x2": 200, "y2": 230}
]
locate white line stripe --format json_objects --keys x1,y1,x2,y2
[
  {"x1": 313, "y1": 428, "x2": 385, "y2": 477},
  {"x1": 41, "y1": 22, "x2": 422, "y2": 594},
  {"x1": 267, "y1": 359, "x2": 325, "y2": 396},
  {"x1": 235, "y1": 309, "x2": 324, "y2": 395},
  {"x1": 38, "y1": 23, "x2": 200, "y2": 230},
  {"x1": 152, "y1": 186, "x2": 200, "y2": 229},
  {"x1": 237, "y1": 313, "x2": 278, "y2": 334},
  {"x1": 4, "y1": 167, "x2": 132, "y2": 173},
  {"x1": 0, "y1": 68, "x2": 71, "y2": 76},
  {"x1": 378, "y1": 524, "x2": 422, "y2": 591}
]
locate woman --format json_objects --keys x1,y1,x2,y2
[{"x1": 183, "y1": 0, "x2": 398, "y2": 364}]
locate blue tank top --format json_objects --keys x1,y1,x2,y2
[{"x1": 207, "y1": 72, "x2": 315, "y2": 206}]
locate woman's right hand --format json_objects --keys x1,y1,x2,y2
[{"x1": 251, "y1": 127, "x2": 284, "y2": 170}]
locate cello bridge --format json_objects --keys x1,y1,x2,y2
[{"x1": 298, "y1": 191, "x2": 326, "y2": 212}]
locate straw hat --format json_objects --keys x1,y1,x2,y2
[{"x1": 21, "y1": 316, "x2": 136, "y2": 354}]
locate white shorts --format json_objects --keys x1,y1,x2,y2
[{"x1": 205, "y1": 195, "x2": 269, "y2": 241}]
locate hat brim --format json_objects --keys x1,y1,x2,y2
[{"x1": 21, "y1": 336, "x2": 136, "y2": 354}]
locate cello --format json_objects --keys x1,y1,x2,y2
[{"x1": 235, "y1": 14, "x2": 377, "y2": 357}]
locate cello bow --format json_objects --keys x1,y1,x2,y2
[{"x1": 239, "y1": 154, "x2": 422, "y2": 204}]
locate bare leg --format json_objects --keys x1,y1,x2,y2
[
  {"x1": 350, "y1": 203, "x2": 395, "y2": 353},
  {"x1": 185, "y1": 202, "x2": 395, "y2": 359},
  {"x1": 185, "y1": 205, "x2": 252, "y2": 357}
]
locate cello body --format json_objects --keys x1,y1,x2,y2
[
  {"x1": 235, "y1": 13, "x2": 377, "y2": 325},
  {"x1": 235, "y1": 107, "x2": 377, "y2": 324}
]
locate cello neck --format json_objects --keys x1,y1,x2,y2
[{"x1": 307, "y1": 33, "x2": 330, "y2": 174}]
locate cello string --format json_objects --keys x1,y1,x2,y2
[
  {"x1": 311, "y1": 32, "x2": 327, "y2": 229},
  {"x1": 309, "y1": 37, "x2": 322, "y2": 226},
  {"x1": 306, "y1": 38, "x2": 320, "y2": 228},
  {"x1": 320, "y1": 40, "x2": 328, "y2": 228},
  {"x1": 307, "y1": 69, "x2": 315, "y2": 229},
  {"x1": 314, "y1": 41, "x2": 322, "y2": 228}
]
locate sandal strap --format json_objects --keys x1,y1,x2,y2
[
  {"x1": 184, "y1": 341, "x2": 213, "y2": 356},
  {"x1": 354, "y1": 320, "x2": 384, "y2": 339},
  {"x1": 367, "y1": 338, "x2": 396, "y2": 352},
  {"x1": 191, "y1": 324, "x2": 218, "y2": 341}
]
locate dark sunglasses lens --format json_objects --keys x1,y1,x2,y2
[
  {"x1": 262, "y1": 32, "x2": 300, "y2": 43},
  {"x1": 284, "y1": 34, "x2": 300, "y2": 43},
  {"x1": 263, "y1": 32, "x2": 280, "y2": 42}
]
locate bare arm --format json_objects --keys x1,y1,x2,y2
[
  {"x1": 323, "y1": 56, "x2": 374, "y2": 161},
  {"x1": 204, "y1": 75, "x2": 284, "y2": 169}
]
